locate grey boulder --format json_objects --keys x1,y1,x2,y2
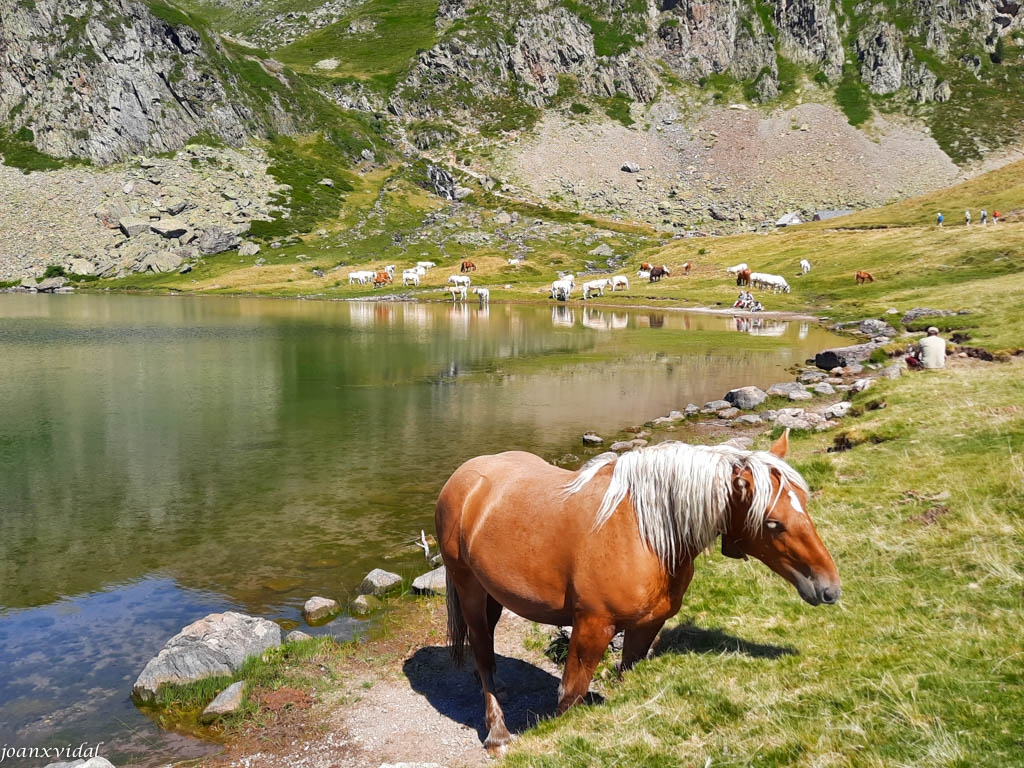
[
  {"x1": 859, "y1": 319, "x2": 895, "y2": 337},
  {"x1": 303, "y1": 596, "x2": 340, "y2": 623},
  {"x1": 198, "y1": 227, "x2": 242, "y2": 255},
  {"x1": 132, "y1": 612, "x2": 281, "y2": 703},
  {"x1": 815, "y1": 343, "x2": 880, "y2": 370},
  {"x1": 767, "y1": 382, "x2": 807, "y2": 397},
  {"x1": 200, "y1": 680, "x2": 245, "y2": 723},
  {"x1": 724, "y1": 386, "x2": 767, "y2": 410},
  {"x1": 359, "y1": 568, "x2": 402, "y2": 596},
  {"x1": 412, "y1": 566, "x2": 447, "y2": 596}
]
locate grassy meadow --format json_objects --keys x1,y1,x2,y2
[{"x1": 502, "y1": 359, "x2": 1024, "y2": 767}]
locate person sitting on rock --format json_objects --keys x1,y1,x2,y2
[{"x1": 906, "y1": 326, "x2": 946, "y2": 370}]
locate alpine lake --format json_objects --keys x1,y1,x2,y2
[{"x1": 0, "y1": 293, "x2": 844, "y2": 766}]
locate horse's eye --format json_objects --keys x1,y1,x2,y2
[{"x1": 766, "y1": 520, "x2": 784, "y2": 532}]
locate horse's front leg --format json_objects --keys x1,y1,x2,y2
[
  {"x1": 557, "y1": 614, "x2": 616, "y2": 714},
  {"x1": 618, "y1": 620, "x2": 667, "y2": 674}
]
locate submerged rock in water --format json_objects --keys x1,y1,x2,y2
[
  {"x1": 303, "y1": 596, "x2": 340, "y2": 623},
  {"x1": 132, "y1": 611, "x2": 281, "y2": 703}
]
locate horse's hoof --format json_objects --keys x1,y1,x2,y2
[{"x1": 485, "y1": 741, "x2": 508, "y2": 758}]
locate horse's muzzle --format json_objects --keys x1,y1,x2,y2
[{"x1": 796, "y1": 574, "x2": 842, "y2": 606}]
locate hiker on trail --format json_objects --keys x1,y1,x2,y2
[
  {"x1": 937, "y1": 212, "x2": 944, "y2": 227},
  {"x1": 965, "y1": 209, "x2": 971, "y2": 226},
  {"x1": 994, "y1": 210, "x2": 1001, "y2": 224},
  {"x1": 981, "y1": 209, "x2": 988, "y2": 225},
  {"x1": 906, "y1": 327, "x2": 947, "y2": 370}
]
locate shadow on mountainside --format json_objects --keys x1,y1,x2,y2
[
  {"x1": 655, "y1": 620, "x2": 798, "y2": 660},
  {"x1": 403, "y1": 645, "x2": 563, "y2": 743}
]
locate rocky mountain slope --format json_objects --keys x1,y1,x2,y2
[{"x1": 3, "y1": 0, "x2": 1024, "y2": 279}]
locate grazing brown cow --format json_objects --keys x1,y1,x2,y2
[
  {"x1": 373, "y1": 271, "x2": 393, "y2": 288},
  {"x1": 682, "y1": 261, "x2": 692, "y2": 275},
  {"x1": 737, "y1": 268, "x2": 751, "y2": 286},
  {"x1": 649, "y1": 265, "x2": 670, "y2": 282},
  {"x1": 855, "y1": 270, "x2": 875, "y2": 284},
  {"x1": 461, "y1": 260, "x2": 477, "y2": 273}
]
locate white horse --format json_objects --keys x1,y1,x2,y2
[
  {"x1": 416, "y1": 261, "x2": 436, "y2": 269},
  {"x1": 348, "y1": 270, "x2": 374, "y2": 284},
  {"x1": 726, "y1": 262, "x2": 749, "y2": 276},
  {"x1": 551, "y1": 279, "x2": 574, "y2": 300},
  {"x1": 637, "y1": 269, "x2": 651, "y2": 280},
  {"x1": 402, "y1": 270, "x2": 420, "y2": 286},
  {"x1": 448, "y1": 275, "x2": 471, "y2": 287},
  {"x1": 473, "y1": 287, "x2": 490, "y2": 304},
  {"x1": 611, "y1": 275, "x2": 629, "y2": 291},
  {"x1": 447, "y1": 285, "x2": 468, "y2": 302},
  {"x1": 582, "y1": 278, "x2": 610, "y2": 299},
  {"x1": 800, "y1": 259, "x2": 811, "y2": 275}
]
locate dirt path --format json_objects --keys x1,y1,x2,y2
[{"x1": 202, "y1": 607, "x2": 562, "y2": 768}]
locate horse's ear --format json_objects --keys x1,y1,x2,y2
[{"x1": 769, "y1": 429, "x2": 790, "y2": 458}]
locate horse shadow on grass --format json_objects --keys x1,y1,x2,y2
[
  {"x1": 404, "y1": 646, "x2": 569, "y2": 744},
  {"x1": 653, "y1": 620, "x2": 798, "y2": 660}
]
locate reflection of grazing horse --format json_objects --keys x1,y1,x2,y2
[
  {"x1": 436, "y1": 432, "x2": 840, "y2": 755},
  {"x1": 736, "y1": 268, "x2": 751, "y2": 286},
  {"x1": 855, "y1": 270, "x2": 875, "y2": 284},
  {"x1": 461, "y1": 260, "x2": 477, "y2": 273}
]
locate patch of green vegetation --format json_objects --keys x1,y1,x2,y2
[
  {"x1": 42, "y1": 265, "x2": 67, "y2": 279},
  {"x1": 569, "y1": 102, "x2": 591, "y2": 115},
  {"x1": 835, "y1": 69, "x2": 872, "y2": 126},
  {"x1": 599, "y1": 93, "x2": 634, "y2": 127},
  {"x1": 0, "y1": 129, "x2": 91, "y2": 173},
  {"x1": 275, "y1": 0, "x2": 439, "y2": 93},
  {"x1": 562, "y1": 0, "x2": 646, "y2": 58},
  {"x1": 185, "y1": 130, "x2": 226, "y2": 149},
  {"x1": 249, "y1": 135, "x2": 356, "y2": 240},
  {"x1": 145, "y1": 0, "x2": 197, "y2": 28}
]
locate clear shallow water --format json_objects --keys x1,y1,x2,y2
[{"x1": 0, "y1": 294, "x2": 841, "y2": 766}]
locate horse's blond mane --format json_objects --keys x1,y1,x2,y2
[{"x1": 563, "y1": 441, "x2": 808, "y2": 573}]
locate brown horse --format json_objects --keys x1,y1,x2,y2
[
  {"x1": 649, "y1": 265, "x2": 670, "y2": 282},
  {"x1": 372, "y1": 270, "x2": 392, "y2": 288},
  {"x1": 855, "y1": 270, "x2": 875, "y2": 284},
  {"x1": 737, "y1": 268, "x2": 751, "y2": 286},
  {"x1": 436, "y1": 431, "x2": 840, "y2": 755},
  {"x1": 461, "y1": 260, "x2": 477, "y2": 273},
  {"x1": 682, "y1": 261, "x2": 692, "y2": 275}
]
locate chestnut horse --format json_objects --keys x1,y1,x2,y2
[
  {"x1": 461, "y1": 260, "x2": 477, "y2": 273},
  {"x1": 436, "y1": 432, "x2": 840, "y2": 755},
  {"x1": 736, "y1": 268, "x2": 752, "y2": 286},
  {"x1": 855, "y1": 270, "x2": 875, "y2": 284}
]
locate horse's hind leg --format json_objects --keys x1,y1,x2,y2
[
  {"x1": 486, "y1": 595, "x2": 509, "y2": 699},
  {"x1": 456, "y1": 574, "x2": 511, "y2": 754}
]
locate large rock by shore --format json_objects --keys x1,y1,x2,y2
[
  {"x1": 132, "y1": 611, "x2": 281, "y2": 703},
  {"x1": 814, "y1": 342, "x2": 880, "y2": 371}
]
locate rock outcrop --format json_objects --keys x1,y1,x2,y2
[
  {"x1": 0, "y1": 0, "x2": 299, "y2": 164},
  {"x1": 132, "y1": 611, "x2": 281, "y2": 703}
]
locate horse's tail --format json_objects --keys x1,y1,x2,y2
[{"x1": 446, "y1": 572, "x2": 469, "y2": 666}]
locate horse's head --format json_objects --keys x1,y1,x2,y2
[{"x1": 721, "y1": 431, "x2": 842, "y2": 606}]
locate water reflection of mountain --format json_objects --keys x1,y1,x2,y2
[{"x1": 0, "y1": 296, "x2": 840, "y2": 614}]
